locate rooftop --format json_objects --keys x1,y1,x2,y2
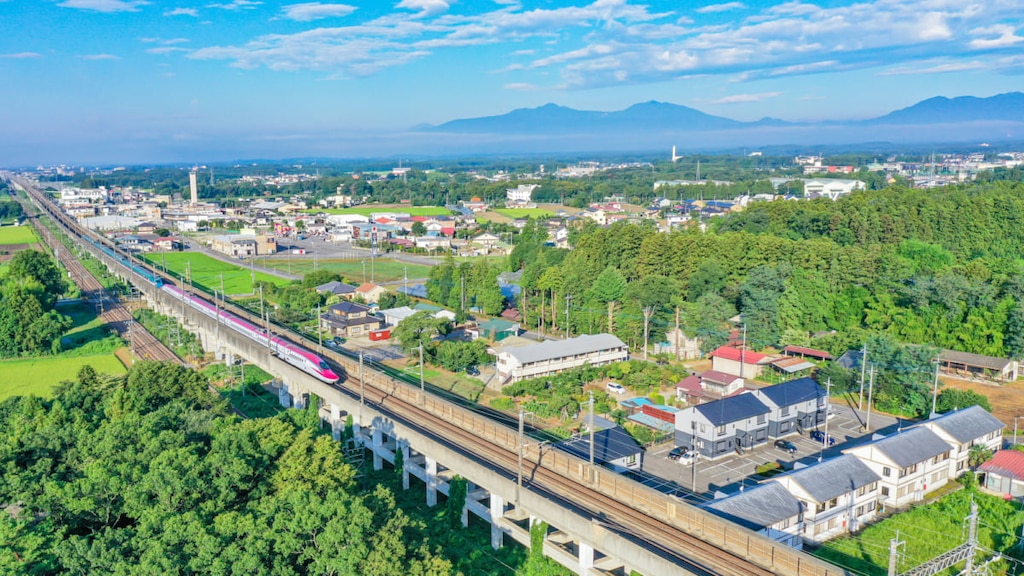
[
  {"x1": 782, "y1": 345, "x2": 834, "y2": 360},
  {"x1": 694, "y1": 393, "x2": 770, "y2": 427},
  {"x1": 923, "y1": 405, "x2": 1004, "y2": 443},
  {"x1": 778, "y1": 455, "x2": 880, "y2": 504},
  {"x1": 501, "y1": 333, "x2": 626, "y2": 365},
  {"x1": 315, "y1": 280, "x2": 357, "y2": 295},
  {"x1": 978, "y1": 450, "x2": 1024, "y2": 481},
  {"x1": 846, "y1": 426, "x2": 951, "y2": 469},
  {"x1": 705, "y1": 482, "x2": 802, "y2": 531},
  {"x1": 940, "y1": 349, "x2": 1014, "y2": 371},
  {"x1": 756, "y1": 377, "x2": 825, "y2": 408},
  {"x1": 710, "y1": 346, "x2": 767, "y2": 364},
  {"x1": 556, "y1": 427, "x2": 643, "y2": 464}
]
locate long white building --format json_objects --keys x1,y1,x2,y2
[{"x1": 496, "y1": 334, "x2": 628, "y2": 384}]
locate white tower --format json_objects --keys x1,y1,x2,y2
[
  {"x1": 672, "y1": 146, "x2": 683, "y2": 163},
  {"x1": 189, "y1": 168, "x2": 198, "y2": 205}
]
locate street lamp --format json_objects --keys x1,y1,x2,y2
[
  {"x1": 516, "y1": 408, "x2": 535, "y2": 508},
  {"x1": 418, "y1": 344, "x2": 425, "y2": 405},
  {"x1": 361, "y1": 259, "x2": 366, "y2": 284}
]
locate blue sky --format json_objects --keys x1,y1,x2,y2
[{"x1": 1, "y1": 0, "x2": 1023, "y2": 164}]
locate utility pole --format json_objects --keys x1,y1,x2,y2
[
  {"x1": 607, "y1": 301, "x2": 614, "y2": 334},
  {"x1": 588, "y1": 390, "x2": 595, "y2": 469},
  {"x1": 516, "y1": 409, "x2": 528, "y2": 507},
  {"x1": 820, "y1": 378, "x2": 832, "y2": 461},
  {"x1": 965, "y1": 499, "x2": 978, "y2": 575},
  {"x1": 250, "y1": 256, "x2": 255, "y2": 285},
  {"x1": 674, "y1": 305, "x2": 681, "y2": 361},
  {"x1": 565, "y1": 294, "x2": 571, "y2": 338},
  {"x1": 858, "y1": 343, "x2": 868, "y2": 410},
  {"x1": 404, "y1": 266, "x2": 408, "y2": 296},
  {"x1": 419, "y1": 344, "x2": 425, "y2": 406},
  {"x1": 316, "y1": 304, "x2": 322, "y2": 353},
  {"x1": 740, "y1": 323, "x2": 747, "y2": 378},
  {"x1": 643, "y1": 306, "x2": 653, "y2": 360},
  {"x1": 359, "y1": 351, "x2": 364, "y2": 424},
  {"x1": 887, "y1": 530, "x2": 904, "y2": 576},
  {"x1": 931, "y1": 356, "x2": 941, "y2": 417},
  {"x1": 865, "y1": 365, "x2": 876, "y2": 431}
]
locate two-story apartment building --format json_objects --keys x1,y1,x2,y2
[
  {"x1": 918, "y1": 405, "x2": 1005, "y2": 479},
  {"x1": 495, "y1": 334, "x2": 628, "y2": 384},
  {"x1": 774, "y1": 455, "x2": 880, "y2": 543},
  {"x1": 704, "y1": 482, "x2": 804, "y2": 549},
  {"x1": 750, "y1": 377, "x2": 827, "y2": 439},
  {"x1": 843, "y1": 426, "x2": 953, "y2": 510},
  {"x1": 674, "y1": 393, "x2": 771, "y2": 460},
  {"x1": 319, "y1": 301, "x2": 383, "y2": 339}
]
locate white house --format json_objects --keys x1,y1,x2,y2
[
  {"x1": 750, "y1": 377, "x2": 827, "y2": 439},
  {"x1": 709, "y1": 346, "x2": 767, "y2": 379},
  {"x1": 705, "y1": 482, "x2": 804, "y2": 550},
  {"x1": 918, "y1": 406, "x2": 1004, "y2": 479},
  {"x1": 774, "y1": 455, "x2": 880, "y2": 543},
  {"x1": 674, "y1": 393, "x2": 771, "y2": 460},
  {"x1": 803, "y1": 179, "x2": 865, "y2": 200},
  {"x1": 506, "y1": 184, "x2": 538, "y2": 204},
  {"x1": 495, "y1": 334, "x2": 627, "y2": 384},
  {"x1": 843, "y1": 427, "x2": 953, "y2": 510}
]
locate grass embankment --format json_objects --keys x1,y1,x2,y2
[
  {"x1": 264, "y1": 258, "x2": 431, "y2": 284},
  {"x1": 0, "y1": 302, "x2": 127, "y2": 401},
  {"x1": 306, "y1": 206, "x2": 454, "y2": 217},
  {"x1": 143, "y1": 252, "x2": 290, "y2": 295},
  {"x1": 813, "y1": 486, "x2": 1024, "y2": 575}
]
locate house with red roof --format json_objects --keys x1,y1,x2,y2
[
  {"x1": 980, "y1": 450, "x2": 1024, "y2": 498},
  {"x1": 710, "y1": 346, "x2": 768, "y2": 379}
]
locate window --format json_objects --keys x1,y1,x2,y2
[
  {"x1": 855, "y1": 505, "x2": 865, "y2": 517},
  {"x1": 883, "y1": 467, "x2": 892, "y2": 477},
  {"x1": 829, "y1": 498, "x2": 838, "y2": 509},
  {"x1": 717, "y1": 425, "x2": 726, "y2": 435},
  {"x1": 781, "y1": 406, "x2": 791, "y2": 416},
  {"x1": 757, "y1": 414, "x2": 766, "y2": 425},
  {"x1": 816, "y1": 502, "x2": 827, "y2": 514},
  {"x1": 881, "y1": 486, "x2": 890, "y2": 497}
]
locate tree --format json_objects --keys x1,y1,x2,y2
[
  {"x1": 739, "y1": 265, "x2": 788, "y2": 348},
  {"x1": 411, "y1": 221, "x2": 427, "y2": 236},
  {"x1": 968, "y1": 444, "x2": 993, "y2": 468},
  {"x1": 391, "y1": 311, "x2": 449, "y2": 353},
  {"x1": 935, "y1": 388, "x2": 992, "y2": 413},
  {"x1": 7, "y1": 249, "x2": 67, "y2": 309}
]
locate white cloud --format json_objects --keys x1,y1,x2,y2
[
  {"x1": 206, "y1": 0, "x2": 260, "y2": 10},
  {"x1": 57, "y1": 0, "x2": 147, "y2": 12},
  {"x1": 704, "y1": 91, "x2": 781, "y2": 104},
  {"x1": 147, "y1": 46, "x2": 190, "y2": 54},
  {"x1": 0, "y1": 52, "x2": 43, "y2": 59},
  {"x1": 397, "y1": 0, "x2": 449, "y2": 15},
  {"x1": 141, "y1": 37, "x2": 191, "y2": 45},
  {"x1": 969, "y1": 24, "x2": 1024, "y2": 49},
  {"x1": 281, "y1": 3, "x2": 357, "y2": 22},
  {"x1": 164, "y1": 7, "x2": 198, "y2": 16},
  {"x1": 82, "y1": 53, "x2": 121, "y2": 60},
  {"x1": 880, "y1": 60, "x2": 987, "y2": 75},
  {"x1": 503, "y1": 82, "x2": 539, "y2": 90},
  {"x1": 696, "y1": 2, "x2": 745, "y2": 14}
]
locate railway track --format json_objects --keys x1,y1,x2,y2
[{"x1": 14, "y1": 177, "x2": 846, "y2": 576}]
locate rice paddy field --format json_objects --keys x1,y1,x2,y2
[
  {"x1": 263, "y1": 258, "x2": 431, "y2": 283},
  {"x1": 143, "y1": 252, "x2": 292, "y2": 295},
  {"x1": 0, "y1": 225, "x2": 38, "y2": 245}
]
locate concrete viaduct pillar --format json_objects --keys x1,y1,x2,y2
[
  {"x1": 399, "y1": 441, "x2": 410, "y2": 490},
  {"x1": 330, "y1": 404, "x2": 343, "y2": 441},
  {"x1": 372, "y1": 427, "x2": 384, "y2": 471},
  {"x1": 425, "y1": 457, "x2": 438, "y2": 507},
  {"x1": 578, "y1": 542, "x2": 594, "y2": 575},
  {"x1": 490, "y1": 494, "x2": 504, "y2": 549}
]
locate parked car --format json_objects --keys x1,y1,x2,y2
[
  {"x1": 774, "y1": 439, "x2": 798, "y2": 454},
  {"x1": 668, "y1": 447, "x2": 698, "y2": 464},
  {"x1": 606, "y1": 382, "x2": 626, "y2": 395},
  {"x1": 810, "y1": 430, "x2": 836, "y2": 446},
  {"x1": 465, "y1": 366, "x2": 480, "y2": 376}
]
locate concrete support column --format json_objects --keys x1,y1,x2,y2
[
  {"x1": 425, "y1": 457, "x2": 438, "y2": 507},
  {"x1": 224, "y1": 351, "x2": 233, "y2": 366},
  {"x1": 578, "y1": 542, "x2": 594, "y2": 575},
  {"x1": 462, "y1": 482, "x2": 473, "y2": 527},
  {"x1": 353, "y1": 422, "x2": 363, "y2": 446},
  {"x1": 372, "y1": 428, "x2": 383, "y2": 471},
  {"x1": 277, "y1": 382, "x2": 291, "y2": 408},
  {"x1": 490, "y1": 494, "x2": 504, "y2": 549},
  {"x1": 293, "y1": 388, "x2": 307, "y2": 410},
  {"x1": 330, "y1": 404, "x2": 342, "y2": 441},
  {"x1": 400, "y1": 443, "x2": 410, "y2": 490}
]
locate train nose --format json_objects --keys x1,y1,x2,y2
[{"x1": 324, "y1": 370, "x2": 340, "y2": 382}]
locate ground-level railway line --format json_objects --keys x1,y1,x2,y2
[{"x1": 18, "y1": 178, "x2": 847, "y2": 576}]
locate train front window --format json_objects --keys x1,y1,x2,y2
[{"x1": 319, "y1": 361, "x2": 330, "y2": 370}]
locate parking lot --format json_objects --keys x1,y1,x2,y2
[{"x1": 640, "y1": 401, "x2": 901, "y2": 500}]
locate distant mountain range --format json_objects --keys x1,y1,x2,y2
[{"x1": 420, "y1": 93, "x2": 1024, "y2": 142}]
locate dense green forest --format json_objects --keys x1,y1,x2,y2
[
  {"x1": 0, "y1": 361, "x2": 570, "y2": 575},
  {"x1": 0, "y1": 250, "x2": 72, "y2": 357}
]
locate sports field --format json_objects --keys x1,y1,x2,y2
[
  {"x1": 309, "y1": 205, "x2": 454, "y2": 217},
  {"x1": 0, "y1": 355, "x2": 127, "y2": 401},
  {"x1": 144, "y1": 252, "x2": 291, "y2": 295},
  {"x1": 0, "y1": 225, "x2": 38, "y2": 245},
  {"x1": 494, "y1": 208, "x2": 555, "y2": 219},
  {"x1": 264, "y1": 258, "x2": 431, "y2": 284}
]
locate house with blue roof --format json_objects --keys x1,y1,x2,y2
[
  {"x1": 674, "y1": 392, "x2": 771, "y2": 460},
  {"x1": 555, "y1": 426, "x2": 643, "y2": 472},
  {"x1": 750, "y1": 377, "x2": 828, "y2": 438}
]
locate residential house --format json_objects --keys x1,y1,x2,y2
[
  {"x1": 704, "y1": 482, "x2": 804, "y2": 549},
  {"x1": 710, "y1": 346, "x2": 767, "y2": 379},
  {"x1": 380, "y1": 306, "x2": 419, "y2": 327},
  {"x1": 495, "y1": 333, "x2": 628, "y2": 384},
  {"x1": 660, "y1": 327, "x2": 703, "y2": 360},
  {"x1": 782, "y1": 345, "x2": 834, "y2": 362},
  {"x1": 319, "y1": 301, "x2": 383, "y2": 339},
  {"x1": 774, "y1": 455, "x2": 880, "y2": 543},
  {"x1": 471, "y1": 318, "x2": 519, "y2": 342},
  {"x1": 769, "y1": 356, "x2": 817, "y2": 378},
  {"x1": 315, "y1": 281, "x2": 358, "y2": 299},
  {"x1": 555, "y1": 426, "x2": 643, "y2": 473},
  {"x1": 918, "y1": 406, "x2": 1005, "y2": 478},
  {"x1": 979, "y1": 450, "x2": 1024, "y2": 498},
  {"x1": 674, "y1": 393, "x2": 771, "y2": 460},
  {"x1": 474, "y1": 232, "x2": 501, "y2": 247},
  {"x1": 698, "y1": 370, "x2": 746, "y2": 398},
  {"x1": 210, "y1": 234, "x2": 277, "y2": 258},
  {"x1": 675, "y1": 375, "x2": 705, "y2": 405},
  {"x1": 802, "y1": 179, "x2": 865, "y2": 200},
  {"x1": 414, "y1": 236, "x2": 451, "y2": 252},
  {"x1": 843, "y1": 427, "x2": 953, "y2": 509},
  {"x1": 152, "y1": 237, "x2": 181, "y2": 251},
  {"x1": 750, "y1": 377, "x2": 827, "y2": 439},
  {"x1": 938, "y1": 349, "x2": 1019, "y2": 383},
  {"x1": 355, "y1": 283, "x2": 388, "y2": 304}
]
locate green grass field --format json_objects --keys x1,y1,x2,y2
[
  {"x1": 144, "y1": 252, "x2": 291, "y2": 295},
  {"x1": 494, "y1": 208, "x2": 555, "y2": 219},
  {"x1": 0, "y1": 225, "x2": 38, "y2": 245},
  {"x1": 263, "y1": 258, "x2": 432, "y2": 284},
  {"x1": 307, "y1": 205, "x2": 454, "y2": 217},
  {"x1": 0, "y1": 354, "x2": 127, "y2": 401}
]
